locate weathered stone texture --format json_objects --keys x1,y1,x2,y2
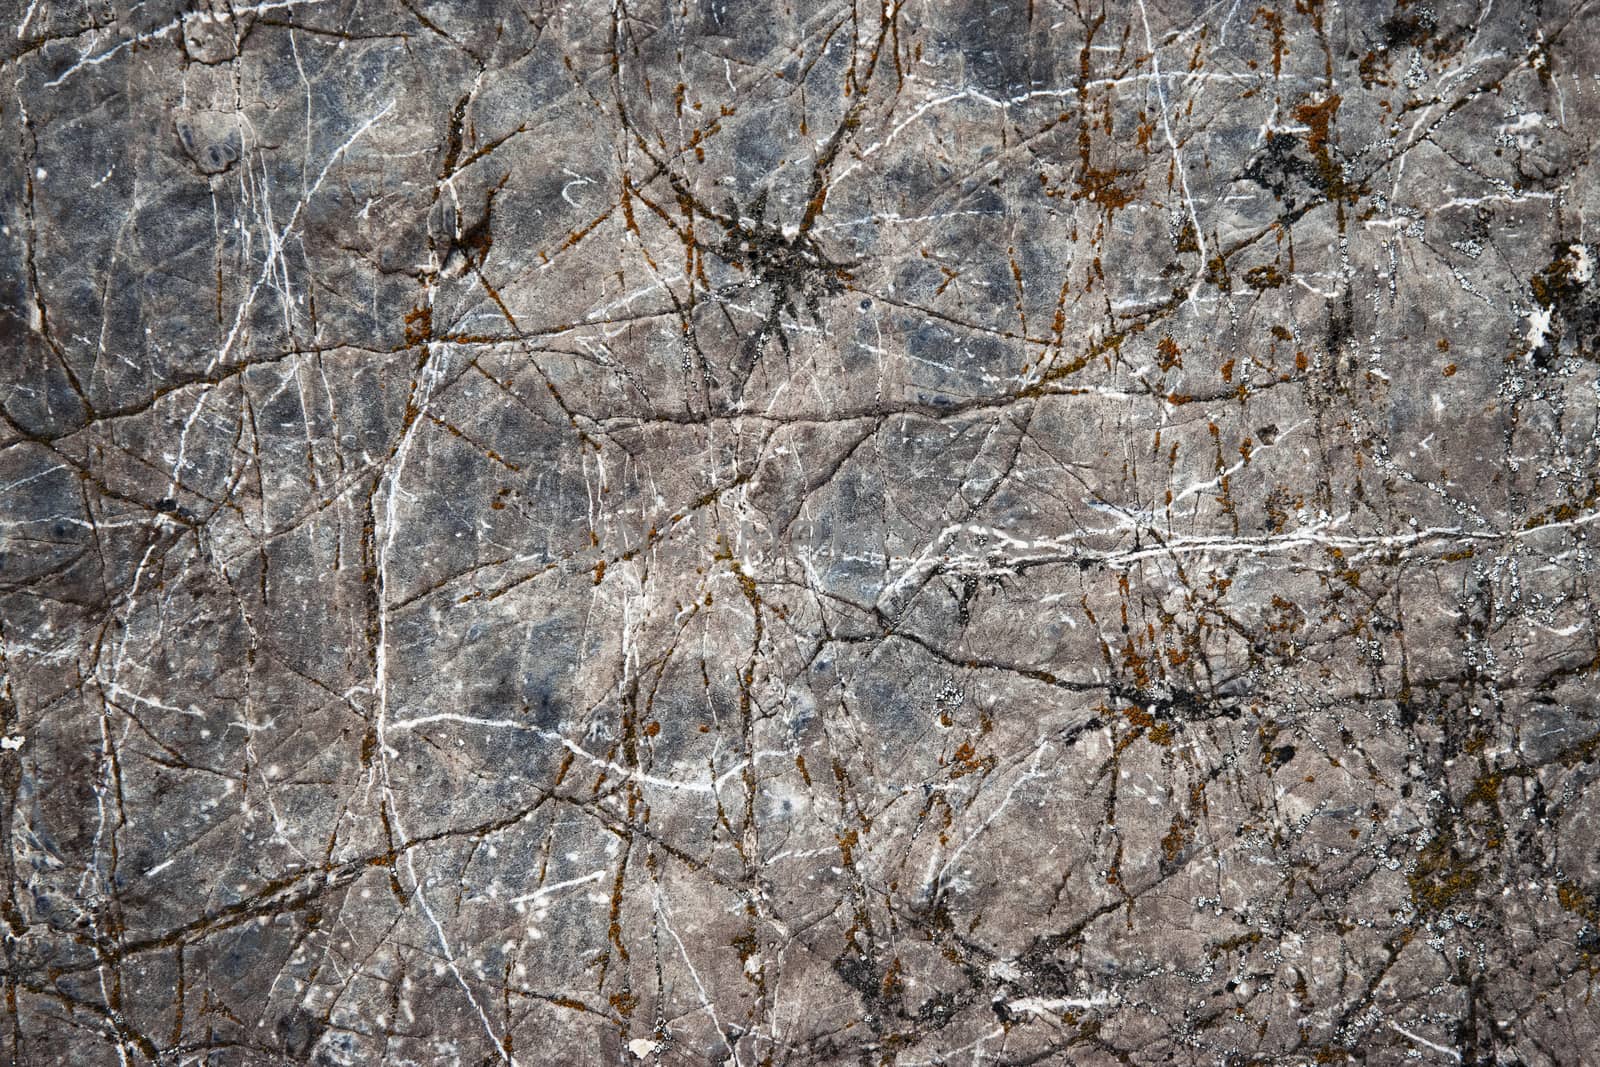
[{"x1": 3, "y1": 1, "x2": 1600, "y2": 1063}]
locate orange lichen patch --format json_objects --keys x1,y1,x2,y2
[
  {"x1": 837, "y1": 828, "x2": 859, "y2": 866},
  {"x1": 1293, "y1": 94, "x2": 1345, "y2": 199},
  {"x1": 1523, "y1": 488, "x2": 1600, "y2": 530},
  {"x1": 730, "y1": 930, "x2": 760, "y2": 969},
  {"x1": 947, "y1": 740, "x2": 997, "y2": 778},
  {"x1": 1253, "y1": 5, "x2": 1286, "y2": 78},
  {"x1": 1408, "y1": 834, "x2": 1481, "y2": 914},
  {"x1": 1156, "y1": 335, "x2": 1183, "y2": 371},
  {"x1": 1161, "y1": 815, "x2": 1188, "y2": 863},
  {"x1": 1464, "y1": 772, "x2": 1503, "y2": 807},
  {"x1": 1123, "y1": 705, "x2": 1155, "y2": 732},
  {"x1": 1072, "y1": 165, "x2": 1138, "y2": 211},
  {"x1": 1557, "y1": 882, "x2": 1600, "y2": 923},
  {"x1": 1120, "y1": 642, "x2": 1153, "y2": 690},
  {"x1": 1245, "y1": 263, "x2": 1285, "y2": 289},
  {"x1": 403, "y1": 305, "x2": 432, "y2": 345}
]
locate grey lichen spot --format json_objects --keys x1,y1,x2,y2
[{"x1": 174, "y1": 112, "x2": 242, "y2": 176}]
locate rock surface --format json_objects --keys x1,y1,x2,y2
[{"x1": 3, "y1": 1, "x2": 1600, "y2": 1064}]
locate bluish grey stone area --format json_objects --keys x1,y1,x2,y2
[{"x1": 3, "y1": 1, "x2": 1600, "y2": 1064}]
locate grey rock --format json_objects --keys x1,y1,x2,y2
[{"x1": 3, "y1": 0, "x2": 1600, "y2": 1064}]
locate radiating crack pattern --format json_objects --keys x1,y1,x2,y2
[{"x1": 3, "y1": 0, "x2": 1600, "y2": 1064}]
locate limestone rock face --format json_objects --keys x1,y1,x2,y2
[{"x1": 3, "y1": 2, "x2": 1599, "y2": 1064}]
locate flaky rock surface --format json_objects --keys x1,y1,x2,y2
[{"x1": 4, "y1": 1, "x2": 1600, "y2": 1063}]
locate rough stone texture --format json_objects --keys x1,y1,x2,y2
[{"x1": 3, "y1": 1, "x2": 1600, "y2": 1064}]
